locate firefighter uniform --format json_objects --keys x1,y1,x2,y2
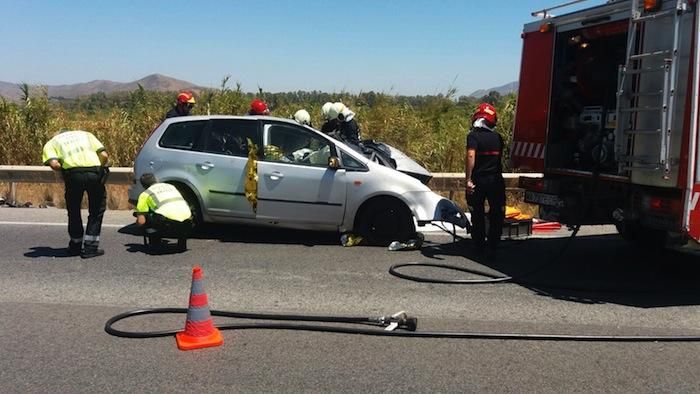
[
  {"x1": 42, "y1": 130, "x2": 108, "y2": 257},
  {"x1": 466, "y1": 112, "x2": 505, "y2": 254},
  {"x1": 135, "y1": 183, "x2": 192, "y2": 250}
]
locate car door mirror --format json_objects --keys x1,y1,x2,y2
[{"x1": 328, "y1": 156, "x2": 341, "y2": 169}]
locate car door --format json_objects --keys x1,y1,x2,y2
[
  {"x1": 256, "y1": 121, "x2": 347, "y2": 226},
  {"x1": 196, "y1": 118, "x2": 262, "y2": 219}
]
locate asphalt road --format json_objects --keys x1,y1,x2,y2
[{"x1": 1, "y1": 207, "x2": 699, "y2": 393}]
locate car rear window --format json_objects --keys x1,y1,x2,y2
[
  {"x1": 159, "y1": 121, "x2": 207, "y2": 150},
  {"x1": 202, "y1": 119, "x2": 260, "y2": 157}
]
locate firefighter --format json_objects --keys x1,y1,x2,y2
[
  {"x1": 292, "y1": 109, "x2": 312, "y2": 126},
  {"x1": 165, "y1": 91, "x2": 196, "y2": 119},
  {"x1": 134, "y1": 173, "x2": 193, "y2": 252},
  {"x1": 42, "y1": 130, "x2": 110, "y2": 258},
  {"x1": 337, "y1": 106, "x2": 362, "y2": 147},
  {"x1": 465, "y1": 103, "x2": 505, "y2": 257},
  {"x1": 320, "y1": 102, "x2": 338, "y2": 135},
  {"x1": 248, "y1": 98, "x2": 270, "y2": 115}
]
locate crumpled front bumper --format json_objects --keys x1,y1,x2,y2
[{"x1": 402, "y1": 191, "x2": 469, "y2": 229}]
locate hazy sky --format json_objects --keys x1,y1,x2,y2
[{"x1": 0, "y1": 0, "x2": 606, "y2": 96}]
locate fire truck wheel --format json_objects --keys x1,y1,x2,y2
[{"x1": 615, "y1": 221, "x2": 667, "y2": 250}]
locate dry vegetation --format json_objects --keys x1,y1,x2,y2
[
  {"x1": 1, "y1": 81, "x2": 521, "y2": 210},
  {"x1": 1, "y1": 80, "x2": 516, "y2": 172}
]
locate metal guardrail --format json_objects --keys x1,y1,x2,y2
[
  {"x1": 0, "y1": 166, "x2": 543, "y2": 185},
  {"x1": 0, "y1": 165, "x2": 133, "y2": 184},
  {"x1": 0, "y1": 165, "x2": 543, "y2": 203}
]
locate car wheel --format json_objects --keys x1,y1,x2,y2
[
  {"x1": 356, "y1": 197, "x2": 415, "y2": 246},
  {"x1": 171, "y1": 183, "x2": 202, "y2": 231}
]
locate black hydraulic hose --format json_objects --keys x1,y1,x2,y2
[
  {"x1": 388, "y1": 224, "x2": 581, "y2": 284},
  {"x1": 105, "y1": 307, "x2": 700, "y2": 342},
  {"x1": 105, "y1": 307, "x2": 391, "y2": 338}
]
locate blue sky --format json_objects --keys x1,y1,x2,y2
[{"x1": 0, "y1": 0, "x2": 606, "y2": 96}]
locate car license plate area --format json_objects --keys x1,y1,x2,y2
[{"x1": 525, "y1": 191, "x2": 564, "y2": 208}]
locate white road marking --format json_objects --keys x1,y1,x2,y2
[{"x1": 0, "y1": 221, "x2": 126, "y2": 228}]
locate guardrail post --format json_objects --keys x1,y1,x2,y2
[{"x1": 10, "y1": 182, "x2": 16, "y2": 204}]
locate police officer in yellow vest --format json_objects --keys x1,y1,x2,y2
[
  {"x1": 42, "y1": 130, "x2": 110, "y2": 258},
  {"x1": 134, "y1": 173, "x2": 193, "y2": 252}
]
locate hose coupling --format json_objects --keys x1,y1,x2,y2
[{"x1": 380, "y1": 311, "x2": 418, "y2": 331}]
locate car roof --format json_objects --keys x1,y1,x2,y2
[
  {"x1": 164, "y1": 115, "x2": 302, "y2": 126},
  {"x1": 160, "y1": 114, "x2": 372, "y2": 164}
]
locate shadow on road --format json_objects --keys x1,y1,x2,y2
[
  {"x1": 118, "y1": 223, "x2": 340, "y2": 247},
  {"x1": 124, "y1": 242, "x2": 187, "y2": 256},
  {"x1": 24, "y1": 246, "x2": 76, "y2": 258},
  {"x1": 416, "y1": 233, "x2": 700, "y2": 308}
]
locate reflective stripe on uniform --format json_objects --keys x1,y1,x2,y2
[
  {"x1": 70, "y1": 237, "x2": 83, "y2": 243},
  {"x1": 84, "y1": 235, "x2": 100, "y2": 242}
]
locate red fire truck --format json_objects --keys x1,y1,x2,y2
[{"x1": 512, "y1": 0, "x2": 700, "y2": 250}]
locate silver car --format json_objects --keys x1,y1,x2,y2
[{"x1": 128, "y1": 115, "x2": 467, "y2": 244}]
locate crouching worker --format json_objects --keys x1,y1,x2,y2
[{"x1": 134, "y1": 173, "x2": 193, "y2": 252}]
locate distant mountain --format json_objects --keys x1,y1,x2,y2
[
  {"x1": 0, "y1": 81, "x2": 17, "y2": 101},
  {"x1": 469, "y1": 81, "x2": 519, "y2": 98},
  {"x1": 0, "y1": 74, "x2": 203, "y2": 101}
]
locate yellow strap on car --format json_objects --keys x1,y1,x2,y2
[{"x1": 245, "y1": 137, "x2": 258, "y2": 213}]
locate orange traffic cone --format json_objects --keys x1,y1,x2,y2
[{"x1": 176, "y1": 265, "x2": 224, "y2": 351}]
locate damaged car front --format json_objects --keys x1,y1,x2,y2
[{"x1": 335, "y1": 140, "x2": 468, "y2": 245}]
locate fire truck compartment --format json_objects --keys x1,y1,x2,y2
[{"x1": 546, "y1": 20, "x2": 628, "y2": 175}]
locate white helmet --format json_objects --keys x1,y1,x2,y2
[
  {"x1": 293, "y1": 109, "x2": 311, "y2": 126},
  {"x1": 328, "y1": 102, "x2": 347, "y2": 121},
  {"x1": 321, "y1": 102, "x2": 333, "y2": 120},
  {"x1": 339, "y1": 107, "x2": 355, "y2": 122}
]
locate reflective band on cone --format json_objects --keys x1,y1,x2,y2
[{"x1": 175, "y1": 265, "x2": 224, "y2": 351}]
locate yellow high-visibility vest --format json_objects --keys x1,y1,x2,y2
[
  {"x1": 135, "y1": 183, "x2": 192, "y2": 222},
  {"x1": 42, "y1": 130, "x2": 104, "y2": 169}
]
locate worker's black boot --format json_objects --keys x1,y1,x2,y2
[
  {"x1": 81, "y1": 248, "x2": 104, "y2": 259},
  {"x1": 177, "y1": 238, "x2": 187, "y2": 252},
  {"x1": 67, "y1": 241, "x2": 82, "y2": 256}
]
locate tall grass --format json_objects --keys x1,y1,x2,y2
[{"x1": 0, "y1": 83, "x2": 516, "y2": 172}]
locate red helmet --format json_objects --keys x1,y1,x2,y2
[
  {"x1": 177, "y1": 91, "x2": 196, "y2": 104},
  {"x1": 472, "y1": 103, "x2": 497, "y2": 125},
  {"x1": 250, "y1": 98, "x2": 269, "y2": 115}
]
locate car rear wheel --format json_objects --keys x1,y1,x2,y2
[
  {"x1": 171, "y1": 183, "x2": 202, "y2": 232},
  {"x1": 356, "y1": 198, "x2": 415, "y2": 246}
]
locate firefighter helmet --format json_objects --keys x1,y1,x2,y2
[
  {"x1": 250, "y1": 99, "x2": 269, "y2": 115},
  {"x1": 328, "y1": 102, "x2": 346, "y2": 121},
  {"x1": 177, "y1": 91, "x2": 196, "y2": 104},
  {"x1": 293, "y1": 109, "x2": 311, "y2": 125},
  {"x1": 321, "y1": 102, "x2": 333, "y2": 120},
  {"x1": 472, "y1": 103, "x2": 497, "y2": 125}
]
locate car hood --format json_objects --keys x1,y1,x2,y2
[{"x1": 384, "y1": 144, "x2": 432, "y2": 184}]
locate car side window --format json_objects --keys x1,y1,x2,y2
[
  {"x1": 340, "y1": 150, "x2": 366, "y2": 170},
  {"x1": 264, "y1": 124, "x2": 332, "y2": 167},
  {"x1": 159, "y1": 120, "x2": 207, "y2": 150},
  {"x1": 201, "y1": 119, "x2": 260, "y2": 157}
]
